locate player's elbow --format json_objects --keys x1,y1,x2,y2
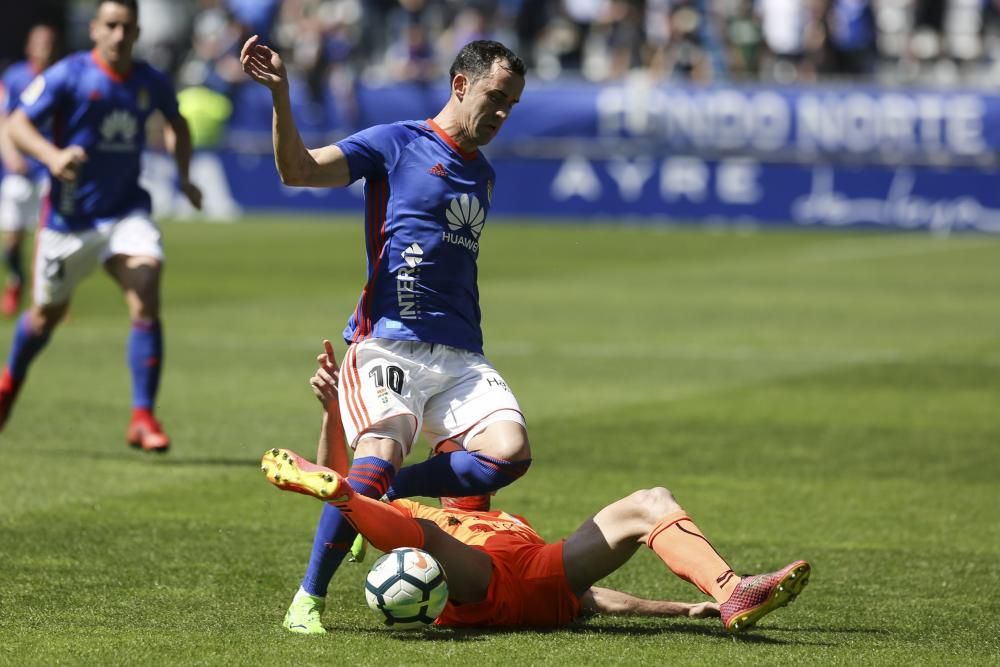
[{"x1": 276, "y1": 162, "x2": 308, "y2": 186}]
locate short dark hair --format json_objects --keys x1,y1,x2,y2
[
  {"x1": 449, "y1": 40, "x2": 525, "y2": 84},
  {"x1": 99, "y1": 0, "x2": 139, "y2": 16}
]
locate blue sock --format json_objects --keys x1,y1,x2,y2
[
  {"x1": 385, "y1": 451, "x2": 531, "y2": 501},
  {"x1": 3, "y1": 245, "x2": 23, "y2": 284},
  {"x1": 7, "y1": 312, "x2": 52, "y2": 381},
  {"x1": 301, "y1": 456, "x2": 395, "y2": 597},
  {"x1": 128, "y1": 319, "x2": 162, "y2": 409}
]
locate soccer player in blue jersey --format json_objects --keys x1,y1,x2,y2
[
  {"x1": 242, "y1": 36, "x2": 531, "y2": 632},
  {"x1": 0, "y1": 24, "x2": 59, "y2": 317},
  {"x1": 0, "y1": 0, "x2": 202, "y2": 450}
]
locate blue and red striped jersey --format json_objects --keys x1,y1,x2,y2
[
  {"x1": 337, "y1": 119, "x2": 496, "y2": 355},
  {"x1": 17, "y1": 50, "x2": 179, "y2": 231}
]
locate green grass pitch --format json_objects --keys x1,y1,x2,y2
[{"x1": 1, "y1": 216, "x2": 998, "y2": 665}]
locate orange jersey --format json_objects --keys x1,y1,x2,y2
[
  {"x1": 390, "y1": 500, "x2": 581, "y2": 628},
  {"x1": 391, "y1": 499, "x2": 545, "y2": 547}
]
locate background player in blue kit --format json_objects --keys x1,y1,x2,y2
[
  {"x1": 0, "y1": 0, "x2": 202, "y2": 450},
  {"x1": 0, "y1": 24, "x2": 59, "y2": 317},
  {"x1": 241, "y1": 36, "x2": 531, "y2": 632}
]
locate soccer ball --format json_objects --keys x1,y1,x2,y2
[{"x1": 364, "y1": 547, "x2": 448, "y2": 629}]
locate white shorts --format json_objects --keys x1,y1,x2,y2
[
  {"x1": 33, "y1": 210, "x2": 164, "y2": 306},
  {"x1": 0, "y1": 173, "x2": 48, "y2": 232},
  {"x1": 338, "y1": 338, "x2": 525, "y2": 456}
]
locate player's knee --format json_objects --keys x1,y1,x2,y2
[
  {"x1": 631, "y1": 487, "x2": 680, "y2": 518},
  {"x1": 469, "y1": 420, "x2": 530, "y2": 461},
  {"x1": 32, "y1": 303, "x2": 69, "y2": 333}
]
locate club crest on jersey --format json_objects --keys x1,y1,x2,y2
[
  {"x1": 20, "y1": 76, "x2": 45, "y2": 106},
  {"x1": 99, "y1": 109, "x2": 138, "y2": 151},
  {"x1": 137, "y1": 88, "x2": 150, "y2": 111},
  {"x1": 442, "y1": 193, "x2": 485, "y2": 252}
]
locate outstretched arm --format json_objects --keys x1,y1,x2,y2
[
  {"x1": 163, "y1": 114, "x2": 202, "y2": 210},
  {"x1": 6, "y1": 108, "x2": 86, "y2": 182},
  {"x1": 309, "y1": 339, "x2": 349, "y2": 475},
  {"x1": 240, "y1": 35, "x2": 350, "y2": 188},
  {"x1": 579, "y1": 586, "x2": 719, "y2": 619},
  {"x1": 0, "y1": 108, "x2": 29, "y2": 175}
]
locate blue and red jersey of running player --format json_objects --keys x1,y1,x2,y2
[
  {"x1": 337, "y1": 119, "x2": 496, "y2": 355},
  {"x1": 18, "y1": 50, "x2": 179, "y2": 232},
  {"x1": 1, "y1": 60, "x2": 49, "y2": 180}
]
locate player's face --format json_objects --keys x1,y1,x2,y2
[
  {"x1": 460, "y1": 60, "x2": 524, "y2": 147},
  {"x1": 26, "y1": 25, "x2": 58, "y2": 70},
  {"x1": 90, "y1": 2, "x2": 140, "y2": 71}
]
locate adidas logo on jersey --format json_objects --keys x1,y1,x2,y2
[{"x1": 429, "y1": 163, "x2": 448, "y2": 177}]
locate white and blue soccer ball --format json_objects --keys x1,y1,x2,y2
[{"x1": 364, "y1": 547, "x2": 448, "y2": 629}]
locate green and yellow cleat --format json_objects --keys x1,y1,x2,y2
[
  {"x1": 283, "y1": 589, "x2": 327, "y2": 634},
  {"x1": 720, "y1": 560, "x2": 811, "y2": 633},
  {"x1": 260, "y1": 448, "x2": 352, "y2": 502}
]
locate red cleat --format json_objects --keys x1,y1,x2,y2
[
  {"x1": 720, "y1": 560, "x2": 811, "y2": 633},
  {"x1": 127, "y1": 409, "x2": 171, "y2": 452},
  {"x1": 0, "y1": 367, "x2": 22, "y2": 432},
  {"x1": 2, "y1": 282, "x2": 21, "y2": 318}
]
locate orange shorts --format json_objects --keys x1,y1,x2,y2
[{"x1": 434, "y1": 535, "x2": 582, "y2": 628}]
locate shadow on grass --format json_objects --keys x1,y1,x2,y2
[
  {"x1": 35, "y1": 447, "x2": 260, "y2": 467},
  {"x1": 331, "y1": 622, "x2": 843, "y2": 647}
]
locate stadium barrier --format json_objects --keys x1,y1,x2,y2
[{"x1": 33, "y1": 79, "x2": 1000, "y2": 232}]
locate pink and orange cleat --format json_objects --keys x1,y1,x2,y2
[
  {"x1": 127, "y1": 409, "x2": 171, "y2": 452},
  {"x1": 720, "y1": 560, "x2": 811, "y2": 632},
  {"x1": 261, "y1": 448, "x2": 352, "y2": 502}
]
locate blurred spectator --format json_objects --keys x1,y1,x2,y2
[
  {"x1": 646, "y1": 0, "x2": 714, "y2": 82},
  {"x1": 717, "y1": 0, "x2": 765, "y2": 79},
  {"x1": 824, "y1": 0, "x2": 878, "y2": 76},
  {"x1": 756, "y1": 0, "x2": 825, "y2": 82},
  {"x1": 227, "y1": 0, "x2": 282, "y2": 42},
  {"x1": 178, "y1": 0, "x2": 248, "y2": 96}
]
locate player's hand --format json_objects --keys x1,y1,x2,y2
[
  {"x1": 309, "y1": 339, "x2": 340, "y2": 408},
  {"x1": 180, "y1": 179, "x2": 203, "y2": 210},
  {"x1": 240, "y1": 35, "x2": 288, "y2": 92},
  {"x1": 49, "y1": 145, "x2": 87, "y2": 183},
  {"x1": 687, "y1": 601, "x2": 720, "y2": 618}
]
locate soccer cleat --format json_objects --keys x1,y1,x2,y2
[
  {"x1": 440, "y1": 494, "x2": 492, "y2": 511},
  {"x1": 261, "y1": 448, "x2": 352, "y2": 502},
  {"x1": 127, "y1": 411, "x2": 171, "y2": 452},
  {"x1": 0, "y1": 367, "x2": 22, "y2": 432},
  {"x1": 348, "y1": 533, "x2": 368, "y2": 563},
  {"x1": 720, "y1": 560, "x2": 811, "y2": 633},
  {"x1": 2, "y1": 282, "x2": 21, "y2": 318},
  {"x1": 283, "y1": 589, "x2": 327, "y2": 634}
]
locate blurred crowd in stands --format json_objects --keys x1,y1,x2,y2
[
  {"x1": 134, "y1": 0, "x2": 1000, "y2": 89},
  {"x1": 5, "y1": 1, "x2": 1000, "y2": 144}
]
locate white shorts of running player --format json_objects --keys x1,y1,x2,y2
[
  {"x1": 0, "y1": 173, "x2": 49, "y2": 232},
  {"x1": 339, "y1": 338, "x2": 525, "y2": 456},
  {"x1": 33, "y1": 210, "x2": 164, "y2": 306}
]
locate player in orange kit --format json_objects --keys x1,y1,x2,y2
[{"x1": 263, "y1": 343, "x2": 811, "y2": 632}]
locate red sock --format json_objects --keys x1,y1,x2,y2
[
  {"x1": 331, "y1": 493, "x2": 425, "y2": 553},
  {"x1": 647, "y1": 509, "x2": 741, "y2": 603}
]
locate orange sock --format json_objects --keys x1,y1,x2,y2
[
  {"x1": 331, "y1": 493, "x2": 425, "y2": 553},
  {"x1": 646, "y1": 509, "x2": 741, "y2": 603}
]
